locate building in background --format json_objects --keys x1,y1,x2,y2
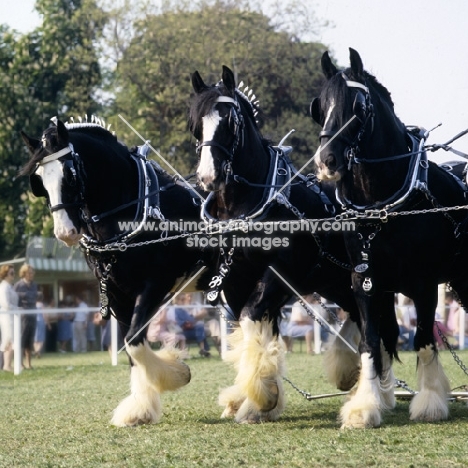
[{"x1": 0, "y1": 237, "x2": 98, "y2": 307}]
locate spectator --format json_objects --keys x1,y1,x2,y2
[
  {"x1": 57, "y1": 297, "x2": 74, "y2": 353},
  {"x1": 396, "y1": 295, "x2": 416, "y2": 351},
  {"x1": 44, "y1": 299, "x2": 59, "y2": 353},
  {"x1": 87, "y1": 310, "x2": 97, "y2": 351},
  {"x1": 279, "y1": 305, "x2": 293, "y2": 352},
  {"x1": 73, "y1": 294, "x2": 88, "y2": 353},
  {"x1": 14, "y1": 264, "x2": 38, "y2": 369},
  {"x1": 147, "y1": 307, "x2": 187, "y2": 351},
  {"x1": 288, "y1": 294, "x2": 316, "y2": 355},
  {"x1": 34, "y1": 292, "x2": 46, "y2": 358},
  {"x1": 169, "y1": 293, "x2": 210, "y2": 357},
  {"x1": 0, "y1": 264, "x2": 18, "y2": 371},
  {"x1": 446, "y1": 291, "x2": 461, "y2": 347}
]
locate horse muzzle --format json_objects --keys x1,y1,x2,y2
[
  {"x1": 314, "y1": 147, "x2": 342, "y2": 181},
  {"x1": 54, "y1": 222, "x2": 82, "y2": 247}
]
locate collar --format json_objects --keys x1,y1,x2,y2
[
  {"x1": 337, "y1": 128, "x2": 429, "y2": 212},
  {"x1": 201, "y1": 147, "x2": 292, "y2": 224}
]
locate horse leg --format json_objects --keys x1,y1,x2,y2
[
  {"x1": 233, "y1": 317, "x2": 286, "y2": 423},
  {"x1": 379, "y1": 343, "x2": 396, "y2": 410},
  {"x1": 111, "y1": 286, "x2": 191, "y2": 427},
  {"x1": 323, "y1": 316, "x2": 361, "y2": 391},
  {"x1": 409, "y1": 289, "x2": 450, "y2": 422},
  {"x1": 218, "y1": 326, "x2": 246, "y2": 418},
  {"x1": 378, "y1": 292, "x2": 399, "y2": 410},
  {"x1": 340, "y1": 283, "x2": 384, "y2": 429}
]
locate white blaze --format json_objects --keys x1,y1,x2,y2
[
  {"x1": 196, "y1": 109, "x2": 223, "y2": 190},
  {"x1": 36, "y1": 162, "x2": 81, "y2": 246}
]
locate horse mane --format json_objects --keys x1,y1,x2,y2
[{"x1": 21, "y1": 117, "x2": 126, "y2": 176}]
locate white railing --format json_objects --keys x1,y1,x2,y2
[{"x1": 0, "y1": 307, "x2": 119, "y2": 375}]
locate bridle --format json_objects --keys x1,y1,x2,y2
[
  {"x1": 195, "y1": 94, "x2": 245, "y2": 179},
  {"x1": 312, "y1": 72, "x2": 375, "y2": 171},
  {"x1": 30, "y1": 143, "x2": 85, "y2": 214}
]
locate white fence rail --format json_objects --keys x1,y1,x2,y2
[{"x1": 1, "y1": 307, "x2": 118, "y2": 375}]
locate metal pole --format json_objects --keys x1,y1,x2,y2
[
  {"x1": 314, "y1": 322, "x2": 321, "y2": 354},
  {"x1": 111, "y1": 315, "x2": 118, "y2": 366},
  {"x1": 220, "y1": 314, "x2": 228, "y2": 358}
]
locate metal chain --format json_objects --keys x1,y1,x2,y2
[
  {"x1": 435, "y1": 321, "x2": 468, "y2": 377},
  {"x1": 79, "y1": 201, "x2": 468, "y2": 255},
  {"x1": 337, "y1": 203, "x2": 468, "y2": 223},
  {"x1": 282, "y1": 376, "x2": 319, "y2": 400},
  {"x1": 395, "y1": 378, "x2": 416, "y2": 394}
]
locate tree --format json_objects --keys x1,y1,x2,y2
[
  {"x1": 0, "y1": 0, "x2": 107, "y2": 260},
  {"x1": 107, "y1": 1, "x2": 327, "y2": 175}
]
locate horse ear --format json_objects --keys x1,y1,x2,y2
[
  {"x1": 21, "y1": 131, "x2": 41, "y2": 154},
  {"x1": 221, "y1": 65, "x2": 236, "y2": 96},
  {"x1": 321, "y1": 51, "x2": 338, "y2": 79},
  {"x1": 349, "y1": 48, "x2": 364, "y2": 79},
  {"x1": 191, "y1": 71, "x2": 207, "y2": 94},
  {"x1": 56, "y1": 119, "x2": 69, "y2": 146}
]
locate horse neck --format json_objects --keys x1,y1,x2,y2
[
  {"x1": 340, "y1": 106, "x2": 410, "y2": 206},
  {"x1": 78, "y1": 138, "x2": 139, "y2": 239},
  {"x1": 214, "y1": 126, "x2": 270, "y2": 219}
]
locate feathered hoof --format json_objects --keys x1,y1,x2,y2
[
  {"x1": 258, "y1": 379, "x2": 279, "y2": 412},
  {"x1": 219, "y1": 385, "x2": 246, "y2": 419},
  {"x1": 111, "y1": 391, "x2": 162, "y2": 427},
  {"x1": 234, "y1": 397, "x2": 283, "y2": 424},
  {"x1": 409, "y1": 390, "x2": 449, "y2": 422},
  {"x1": 339, "y1": 396, "x2": 381, "y2": 429},
  {"x1": 154, "y1": 350, "x2": 191, "y2": 392},
  {"x1": 336, "y1": 368, "x2": 360, "y2": 392},
  {"x1": 234, "y1": 379, "x2": 285, "y2": 424}
]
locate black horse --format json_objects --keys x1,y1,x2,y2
[
  {"x1": 313, "y1": 48, "x2": 468, "y2": 427},
  {"x1": 21, "y1": 119, "x2": 214, "y2": 426},
  {"x1": 189, "y1": 65, "x2": 398, "y2": 424}
]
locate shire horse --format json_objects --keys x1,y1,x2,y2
[
  {"x1": 313, "y1": 48, "x2": 468, "y2": 427},
  {"x1": 190, "y1": 66, "x2": 397, "y2": 423},
  {"x1": 21, "y1": 119, "x2": 207, "y2": 426}
]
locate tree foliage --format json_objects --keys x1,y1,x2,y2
[
  {"x1": 0, "y1": 0, "x2": 106, "y2": 260},
  {"x1": 108, "y1": 1, "x2": 327, "y2": 174},
  {"x1": 0, "y1": 0, "x2": 334, "y2": 260}
]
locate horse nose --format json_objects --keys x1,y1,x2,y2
[
  {"x1": 56, "y1": 226, "x2": 81, "y2": 246},
  {"x1": 324, "y1": 153, "x2": 337, "y2": 171},
  {"x1": 197, "y1": 172, "x2": 214, "y2": 191}
]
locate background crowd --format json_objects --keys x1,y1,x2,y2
[
  {"x1": 2, "y1": 264, "x2": 468, "y2": 370},
  {"x1": 0, "y1": 263, "x2": 116, "y2": 370}
]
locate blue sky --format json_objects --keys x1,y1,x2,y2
[{"x1": 2, "y1": 0, "x2": 468, "y2": 162}]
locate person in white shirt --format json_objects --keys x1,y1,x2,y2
[
  {"x1": 0, "y1": 265, "x2": 18, "y2": 371},
  {"x1": 73, "y1": 294, "x2": 88, "y2": 353}
]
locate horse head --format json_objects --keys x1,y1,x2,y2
[
  {"x1": 190, "y1": 65, "x2": 263, "y2": 192},
  {"x1": 311, "y1": 48, "x2": 378, "y2": 181},
  {"x1": 21, "y1": 119, "x2": 83, "y2": 246}
]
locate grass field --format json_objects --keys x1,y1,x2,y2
[{"x1": 0, "y1": 347, "x2": 467, "y2": 467}]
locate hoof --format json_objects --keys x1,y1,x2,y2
[{"x1": 259, "y1": 379, "x2": 279, "y2": 412}]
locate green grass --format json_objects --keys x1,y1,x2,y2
[{"x1": 0, "y1": 348, "x2": 467, "y2": 467}]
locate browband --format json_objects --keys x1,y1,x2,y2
[
  {"x1": 40, "y1": 144, "x2": 74, "y2": 165},
  {"x1": 215, "y1": 96, "x2": 239, "y2": 106}
]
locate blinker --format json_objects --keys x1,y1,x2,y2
[{"x1": 310, "y1": 97, "x2": 322, "y2": 125}]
